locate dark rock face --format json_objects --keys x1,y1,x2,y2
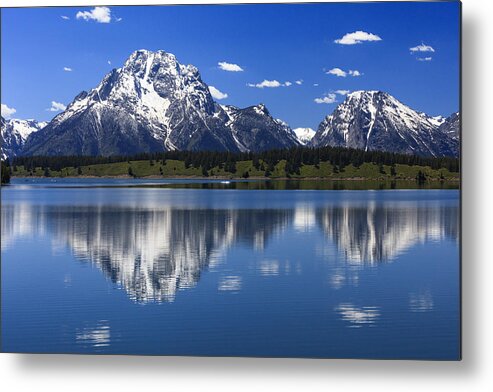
[
  {"x1": 439, "y1": 112, "x2": 460, "y2": 141},
  {"x1": 221, "y1": 104, "x2": 300, "y2": 152},
  {"x1": 22, "y1": 50, "x2": 298, "y2": 156},
  {"x1": 311, "y1": 91, "x2": 459, "y2": 157}
]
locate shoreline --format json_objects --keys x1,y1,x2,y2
[{"x1": 11, "y1": 174, "x2": 460, "y2": 182}]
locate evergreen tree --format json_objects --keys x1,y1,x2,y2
[{"x1": 1, "y1": 160, "x2": 11, "y2": 184}]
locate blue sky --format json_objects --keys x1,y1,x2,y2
[{"x1": 1, "y1": 2, "x2": 460, "y2": 129}]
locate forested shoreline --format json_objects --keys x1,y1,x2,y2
[{"x1": 10, "y1": 145, "x2": 459, "y2": 177}]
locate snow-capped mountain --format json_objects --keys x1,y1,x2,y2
[
  {"x1": 293, "y1": 127, "x2": 315, "y2": 145},
  {"x1": 22, "y1": 49, "x2": 299, "y2": 156},
  {"x1": 221, "y1": 104, "x2": 300, "y2": 152},
  {"x1": 1, "y1": 116, "x2": 47, "y2": 160},
  {"x1": 310, "y1": 91, "x2": 459, "y2": 157}
]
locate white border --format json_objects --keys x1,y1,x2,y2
[{"x1": 2, "y1": 0, "x2": 493, "y2": 391}]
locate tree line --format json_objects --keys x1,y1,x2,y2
[
  {"x1": 10, "y1": 145, "x2": 460, "y2": 174},
  {"x1": 1, "y1": 159, "x2": 12, "y2": 184}
]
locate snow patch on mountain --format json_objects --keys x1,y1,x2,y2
[
  {"x1": 429, "y1": 115, "x2": 446, "y2": 127},
  {"x1": 293, "y1": 128, "x2": 316, "y2": 145}
]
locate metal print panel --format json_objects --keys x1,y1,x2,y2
[{"x1": 0, "y1": 1, "x2": 461, "y2": 359}]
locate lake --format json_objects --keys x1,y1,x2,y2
[{"x1": 1, "y1": 178, "x2": 460, "y2": 359}]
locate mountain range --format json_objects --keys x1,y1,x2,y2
[
  {"x1": 1, "y1": 49, "x2": 459, "y2": 160},
  {"x1": 1, "y1": 117, "x2": 48, "y2": 160}
]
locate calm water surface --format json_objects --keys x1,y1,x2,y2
[{"x1": 1, "y1": 179, "x2": 460, "y2": 359}]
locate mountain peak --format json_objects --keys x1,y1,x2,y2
[
  {"x1": 347, "y1": 90, "x2": 381, "y2": 97},
  {"x1": 293, "y1": 128, "x2": 315, "y2": 145},
  {"x1": 346, "y1": 90, "x2": 388, "y2": 100},
  {"x1": 347, "y1": 90, "x2": 408, "y2": 107},
  {"x1": 22, "y1": 49, "x2": 300, "y2": 156},
  {"x1": 311, "y1": 90, "x2": 459, "y2": 157},
  {"x1": 220, "y1": 103, "x2": 299, "y2": 152},
  {"x1": 128, "y1": 49, "x2": 176, "y2": 61},
  {"x1": 121, "y1": 49, "x2": 182, "y2": 79},
  {"x1": 24, "y1": 48, "x2": 239, "y2": 155},
  {"x1": 252, "y1": 103, "x2": 269, "y2": 116}
]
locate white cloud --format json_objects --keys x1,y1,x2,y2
[
  {"x1": 410, "y1": 43, "x2": 435, "y2": 53},
  {"x1": 208, "y1": 86, "x2": 228, "y2": 100},
  {"x1": 247, "y1": 79, "x2": 292, "y2": 88},
  {"x1": 76, "y1": 7, "x2": 112, "y2": 23},
  {"x1": 314, "y1": 93, "x2": 337, "y2": 104},
  {"x1": 61, "y1": 15, "x2": 70, "y2": 20},
  {"x1": 335, "y1": 90, "x2": 350, "y2": 95},
  {"x1": 46, "y1": 101, "x2": 67, "y2": 112},
  {"x1": 417, "y1": 57, "x2": 433, "y2": 62},
  {"x1": 248, "y1": 80, "x2": 281, "y2": 88},
  {"x1": 218, "y1": 61, "x2": 244, "y2": 72},
  {"x1": 295, "y1": 80, "x2": 303, "y2": 85},
  {"x1": 327, "y1": 68, "x2": 362, "y2": 78},
  {"x1": 107, "y1": 60, "x2": 112, "y2": 65},
  {"x1": 115, "y1": 17, "x2": 123, "y2": 22},
  {"x1": 327, "y1": 67, "x2": 347, "y2": 77},
  {"x1": 63, "y1": 67, "x2": 72, "y2": 72},
  {"x1": 335, "y1": 31, "x2": 382, "y2": 45},
  {"x1": 1, "y1": 104, "x2": 16, "y2": 119},
  {"x1": 313, "y1": 83, "x2": 319, "y2": 87}
]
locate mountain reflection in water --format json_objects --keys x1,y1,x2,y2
[{"x1": 2, "y1": 197, "x2": 458, "y2": 304}]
